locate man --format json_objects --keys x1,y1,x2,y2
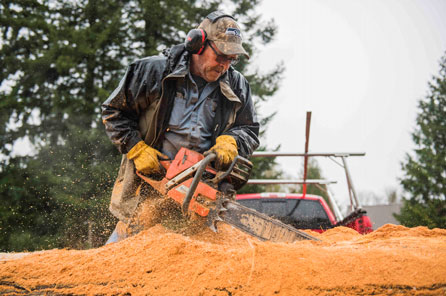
[{"x1": 102, "y1": 11, "x2": 259, "y2": 242}]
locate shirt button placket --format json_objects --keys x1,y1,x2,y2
[{"x1": 191, "y1": 84, "x2": 199, "y2": 146}]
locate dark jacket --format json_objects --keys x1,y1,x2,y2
[{"x1": 101, "y1": 44, "x2": 259, "y2": 222}]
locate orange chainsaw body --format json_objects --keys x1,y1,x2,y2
[
  {"x1": 168, "y1": 178, "x2": 218, "y2": 217},
  {"x1": 140, "y1": 147, "x2": 220, "y2": 217}
]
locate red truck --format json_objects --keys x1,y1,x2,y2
[{"x1": 236, "y1": 152, "x2": 373, "y2": 234}]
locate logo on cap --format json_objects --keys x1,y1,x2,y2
[{"x1": 225, "y1": 27, "x2": 241, "y2": 38}]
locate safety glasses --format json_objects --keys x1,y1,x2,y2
[{"x1": 208, "y1": 42, "x2": 239, "y2": 66}]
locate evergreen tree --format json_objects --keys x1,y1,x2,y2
[
  {"x1": 278, "y1": 158, "x2": 330, "y2": 201},
  {"x1": 395, "y1": 52, "x2": 446, "y2": 229},
  {"x1": 238, "y1": 65, "x2": 284, "y2": 194},
  {"x1": 302, "y1": 158, "x2": 329, "y2": 202},
  {"x1": 1, "y1": 0, "x2": 131, "y2": 250},
  {"x1": 0, "y1": 0, "x2": 283, "y2": 250}
]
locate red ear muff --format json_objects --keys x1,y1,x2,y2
[{"x1": 185, "y1": 29, "x2": 207, "y2": 54}]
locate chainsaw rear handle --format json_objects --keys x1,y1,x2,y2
[
  {"x1": 182, "y1": 153, "x2": 252, "y2": 215},
  {"x1": 182, "y1": 153, "x2": 216, "y2": 215},
  {"x1": 212, "y1": 154, "x2": 252, "y2": 184}
]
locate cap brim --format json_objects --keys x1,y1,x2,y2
[{"x1": 213, "y1": 40, "x2": 250, "y2": 59}]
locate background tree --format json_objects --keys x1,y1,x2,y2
[
  {"x1": 358, "y1": 191, "x2": 382, "y2": 206},
  {"x1": 385, "y1": 188, "x2": 399, "y2": 204},
  {"x1": 0, "y1": 0, "x2": 283, "y2": 251},
  {"x1": 395, "y1": 51, "x2": 446, "y2": 229},
  {"x1": 281, "y1": 158, "x2": 333, "y2": 210},
  {"x1": 1, "y1": 0, "x2": 132, "y2": 250},
  {"x1": 300, "y1": 158, "x2": 329, "y2": 203}
]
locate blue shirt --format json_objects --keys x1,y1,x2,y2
[{"x1": 161, "y1": 73, "x2": 219, "y2": 159}]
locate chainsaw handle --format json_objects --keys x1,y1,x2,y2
[
  {"x1": 182, "y1": 153, "x2": 216, "y2": 215},
  {"x1": 212, "y1": 155, "x2": 252, "y2": 184}
]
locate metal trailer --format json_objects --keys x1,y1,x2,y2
[{"x1": 248, "y1": 152, "x2": 366, "y2": 222}]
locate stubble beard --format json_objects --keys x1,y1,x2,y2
[{"x1": 205, "y1": 65, "x2": 225, "y2": 82}]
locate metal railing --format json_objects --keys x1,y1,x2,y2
[{"x1": 248, "y1": 151, "x2": 366, "y2": 221}]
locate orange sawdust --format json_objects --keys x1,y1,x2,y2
[{"x1": 1, "y1": 224, "x2": 446, "y2": 295}]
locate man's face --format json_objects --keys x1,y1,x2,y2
[{"x1": 192, "y1": 41, "x2": 238, "y2": 82}]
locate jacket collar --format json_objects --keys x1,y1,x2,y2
[
  {"x1": 219, "y1": 69, "x2": 241, "y2": 104},
  {"x1": 165, "y1": 44, "x2": 241, "y2": 104}
]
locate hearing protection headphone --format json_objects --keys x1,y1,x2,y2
[{"x1": 184, "y1": 11, "x2": 235, "y2": 54}]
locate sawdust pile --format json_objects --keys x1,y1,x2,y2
[{"x1": 1, "y1": 224, "x2": 446, "y2": 295}]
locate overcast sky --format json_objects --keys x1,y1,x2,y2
[{"x1": 254, "y1": 0, "x2": 446, "y2": 207}]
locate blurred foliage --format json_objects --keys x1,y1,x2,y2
[
  {"x1": 240, "y1": 157, "x2": 331, "y2": 208},
  {"x1": 238, "y1": 145, "x2": 283, "y2": 194},
  {"x1": 385, "y1": 188, "x2": 399, "y2": 204},
  {"x1": 300, "y1": 158, "x2": 329, "y2": 203},
  {"x1": 0, "y1": 0, "x2": 282, "y2": 250},
  {"x1": 395, "y1": 51, "x2": 446, "y2": 229}
]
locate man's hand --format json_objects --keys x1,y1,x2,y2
[
  {"x1": 127, "y1": 141, "x2": 168, "y2": 175},
  {"x1": 207, "y1": 135, "x2": 238, "y2": 170}
]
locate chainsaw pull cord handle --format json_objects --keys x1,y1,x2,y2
[{"x1": 182, "y1": 153, "x2": 216, "y2": 215}]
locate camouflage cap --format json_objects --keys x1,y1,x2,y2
[{"x1": 198, "y1": 15, "x2": 250, "y2": 59}]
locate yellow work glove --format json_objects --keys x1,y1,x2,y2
[
  {"x1": 208, "y1": 135, "x2": 238, "y2": 170},
  {"x1": 127, "y1": 141, "x2": 167, "y2": 175}
]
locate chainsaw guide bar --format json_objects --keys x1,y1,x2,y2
[{"x1": 208, "y1": 199, "x2": 320, "y2": 242}]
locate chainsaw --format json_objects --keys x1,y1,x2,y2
[{"x1": 136, "y1": 147, "x2": 319, "y2": 242}]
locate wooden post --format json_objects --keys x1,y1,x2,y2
[{"x1": 302, "y1": 111, "x2": 311, "y2": 198}]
